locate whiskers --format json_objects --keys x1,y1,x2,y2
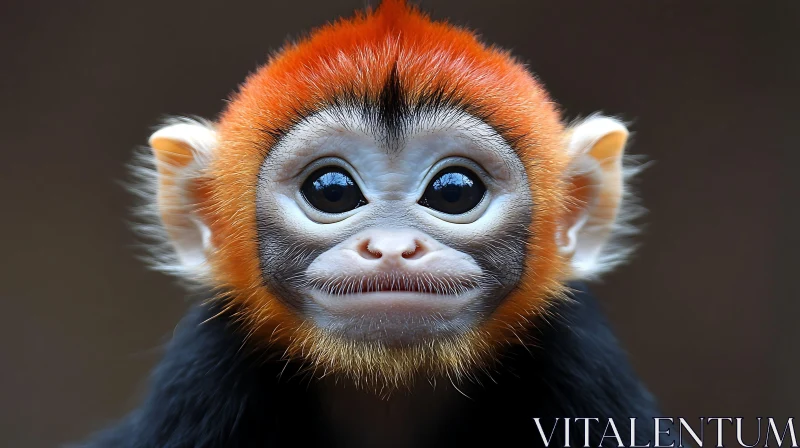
[{"x1": 301, "y1": 272, "x2": 483, "y2": 296}]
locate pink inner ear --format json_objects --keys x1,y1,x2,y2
[
  {"x1": 150, "y1": 138, "x2": 196, "y2": 171},
  {"x1": 589, "y1": 132, "x2": 628, "y2": 167}
]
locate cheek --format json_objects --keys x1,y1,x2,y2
[
  {"x1": 255, "y1": 189, "x2": 326, "y2": 289},
  {"x1": 268, "y1": 194, "x2": 341, "y2": 245},
  {"x1": 419, "y1": 192, "x2": 533, "y2": 294},
  {"x1": 255, "y1": 188, "x2": 368, "y2": 303}
]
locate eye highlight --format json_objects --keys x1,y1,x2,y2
[
  {"x1": 301, "y1": 167, "x2": 367, "y2": 214},
  {"x1": 419, "y1": 167, "x2": 487, "y2": 215}
]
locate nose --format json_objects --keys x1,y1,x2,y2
[{"x1": 354, "y1": 229, "x2": 432, "y2": 262}]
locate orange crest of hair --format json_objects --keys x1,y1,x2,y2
[{"x1": 199, "y1": 0, "x2": 571, "y2": 389}]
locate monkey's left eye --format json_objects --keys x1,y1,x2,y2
[
  {"x1": 301, "y1": 167, "x2": 367, "y2": 214},
  {"x1": 419, "y1": 167, "x2": 487, "y2": 215}
]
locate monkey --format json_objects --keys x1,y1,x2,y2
[{"x1": 78, "y1": 1, "x2": 669, "y2": 447}]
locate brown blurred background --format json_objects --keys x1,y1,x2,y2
[{"x1": 1, "y1": 1, "x2": 798, "y2": 446}]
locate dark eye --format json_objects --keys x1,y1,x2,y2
[
  {"x1": 419, "y1": 167, "x2": 487, "y2": 215},
  {"x1": 301, "y1": 167, "x2": 367, "y2": 214}
]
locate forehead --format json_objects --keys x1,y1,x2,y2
[
  {"x1": 277, "y1": 66, "x2": 512, "y2": 150},
  {"x1": 263, "y1": 101, "x2": 520, "y2": 183}
]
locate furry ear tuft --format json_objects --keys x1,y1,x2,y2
[
  {"x1": 129, "y1": 117, "x2": 217, "y2": 285},
  {"x1": 559, "y1": 114, "x2": 645, "y2": 280}
]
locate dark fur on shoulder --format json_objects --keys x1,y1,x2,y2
[{"x1": 77, "y1": 284, "x2": 664, "y2": 447}]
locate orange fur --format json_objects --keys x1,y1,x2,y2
[{"x1": 198, "y1": 0, "x2": 572, "y2": 385}]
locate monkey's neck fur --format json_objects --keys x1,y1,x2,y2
[{"x1": 82, "y1": 284, "x2": 663, "y2": 448}]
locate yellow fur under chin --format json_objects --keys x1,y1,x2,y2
[{"x1": 283, "y1": 323, "x2": 495, "y2": 393}]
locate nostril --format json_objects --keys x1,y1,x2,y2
[
  {"x1": 401, "y1": 239, "x2": 427, "y2": 260},
  {"x1": 357, "y1": 239, "x2": 382, "y2": 260}
]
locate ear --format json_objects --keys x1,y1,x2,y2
[
  {"x1": 558, "y1": 115, "x2": 632, "y2": 279},
  {"x1": 147, "y1": 118, "x2": 217, "y2": 281}
]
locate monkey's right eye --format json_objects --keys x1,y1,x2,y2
[{"x1": 301, "y1": 167, "x2": 367, "y2": 214}]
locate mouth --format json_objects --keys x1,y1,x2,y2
[
  {"x1": 311, "y1": 273, "x2": 479, "y2": 295},
  {"x1": 306, "y1": 272, "x2": 481, "y2": 313}
]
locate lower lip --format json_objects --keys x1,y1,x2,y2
[{"x1": 309, "y1": 289, "x2": 479, "y2": 314}]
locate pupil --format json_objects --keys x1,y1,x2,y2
[
  {"x1": 313, "y1": 172, "x2": 349, "y2": 202},
  {"x1": 435, "y1": 172, "x2": 472, "y2": 203},
  {"x1": 313, "y1": 172, "x2": 350, "y2": 203},
  {"x1": 441, "y1": 185, "x2": 461, "y2": 202},
  {"x1": 324, "y1": 185, "x2": 344, "y2": 202}
]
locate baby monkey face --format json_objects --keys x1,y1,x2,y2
[
  {"x1": 142, "y1": 0, "x2": 630, "y2": 385},
  {"x1": 257, "y1": 107, "x2": 533, "y2": 345}
]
